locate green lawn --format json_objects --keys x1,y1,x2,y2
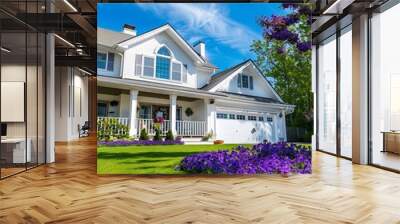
[{"x1": 97, "y1": 144, "x2": 251, "y2": 174}]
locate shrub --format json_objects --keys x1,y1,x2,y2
[
  {"x1": 139, "y1": 128, "x2": 149, "y2": 140},
  {"x1": 165, "y1": 130, "x2": 174, "y2": 141},
  {"x1": 153, "y1": 128, "x2": 162, "y2": 141},
  {"x1": 97, "y1": 118, "x2": 129, "y2": 141},
  {"x1": 98, "y1": 139, "x2": 184, "y2": 146}
]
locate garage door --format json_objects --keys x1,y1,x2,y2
[{"x1": 215, "y1": 112, "x2": 274, "y2": 144}]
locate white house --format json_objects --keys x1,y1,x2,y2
[{"x1": 97, "y1": 24, "x2": 295, "y2": 143}]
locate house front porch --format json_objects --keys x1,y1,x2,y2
[{"x1": 97, "y1": 86, "x2": 213, "y2": 139}]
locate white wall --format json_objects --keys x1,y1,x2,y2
[
  {"x1": 54, "y1": 67, "x2": 89, "y2": 141},
  {"x1": 122, "y1": 32, "x2": 213, "y2": 88}
]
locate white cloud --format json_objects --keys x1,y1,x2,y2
[{"x1": 138, "y1": 3, "x2": 260, "y2": 54}]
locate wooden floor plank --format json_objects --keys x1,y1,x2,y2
[{"x1": 0, "y1": 136, "x2": 400, "y2": 223}]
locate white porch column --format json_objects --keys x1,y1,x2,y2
[
  {"x1": 281, "y1": 110, "x2": 287, "y2": 141},
  {"x1": 129, "y1": 90, "x2": 139, "y2": 137},
  {"x1": 204, "y1": 99, "x2": 216, "y2": 138},
  {"x1": 271, "y1": 113, "x2": 279, "y2": 143},
  {"x1": 169, "y1": 95, "x2": 177, "y2": 136},
  {"x1": 170, "y1": 95, "x2": 177, "y2": 135}
]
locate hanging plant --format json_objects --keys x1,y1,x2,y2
[
  {"x1": 185, "y1": 107, "x2": 194, "y2": 117},
  {"x1": 110, "y1": 100, "x2": 119, "y2": 107}
]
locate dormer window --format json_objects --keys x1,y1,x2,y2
[{"x1": 237, "y1": 74, "x2": 253, "y2": 90}]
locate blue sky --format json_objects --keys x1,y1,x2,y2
[{"x1": 98, "y1": 3, "x2": 287, "y2": 70}]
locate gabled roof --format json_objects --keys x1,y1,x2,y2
[
  {"x1": 117, "y1": 24, "x2": 217, "y2": 68},
  {"x1": 97, "y1": 28, "x2": 133, "y2": 47},
  {"x1": 201, "y1": 59, "x2": 284, "y2": 103},
  {"x1": 201, "y1": 60, "x2": 251, "y2": 91}
]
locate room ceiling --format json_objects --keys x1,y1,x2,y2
[{"x1": 0, "y1": 0, "x2": 97, "y2": 73}]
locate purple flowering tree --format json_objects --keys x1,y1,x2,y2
[{"x1": 251, "y1": 3, "x2": 313, "y2": 141}]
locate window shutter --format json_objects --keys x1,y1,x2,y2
[
  {"x1": 107, "y1": 53, "x2": 114, "y2": 71},
  {"x1": 249, "y1": 76, "x2": 253, "y2": 90},
  {"x1": 237, "y1": 74, "x2": 241, "y2": 88},
  {"x1": 135, "y1": 55, "x2": 143, "y2": 76},
  {"x1": 182, "y1": 64, "x2": 188, "y2": 83}
]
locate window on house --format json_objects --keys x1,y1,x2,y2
[
  {"x1": 107, "y1": 53, "x2": 114, "y2": 71},
  {"x1": 258, "y1": 116, "x2": 264, "y2": 121},
  {"x1": 236, "y1": 115, "x2": 246, "y2": 120},
  {"x1": 242, "y1": 75, "x2": 249, "y2": 88},
  {"x1": 229, "y1": 114, "x2": 235, "y2": 119},
  {"x1": 217, "y1": 113, "x2": 228, "y2": 119},
  {"x1": 267, "y1": 117, "x2": 273, "y2": 122},
  {"x1": 97, "y1": 102, "x2": 108, "y2": 117},
  {"x1": 139, "y1": 105, "x2": 152, "y2": 119},
  {"x1": 135, "y1": 55, "x2": 143, "y2": 76},
  {"x1": 172, "y1": 62, "x2": 182, "y2": 81},
  {"x1": 156, "y1": 46, "x2": 171, "y2": 79},
  {"x1": 158, "y1": 46, "x2": 171, "y2": 56},
  {"x1": 248, "y1": 115, "x2": 257, "y2": 121},
  {"x1": 143, "y1": 57, "x2": 154, "y2": 77},
  {"x1": 237, "y1": 74, "x2": 254, "y2": 90},
  {"x1": 97, "y1": 53, "x2": 107, "y2": 69}
]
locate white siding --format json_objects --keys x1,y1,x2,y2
[
  {"x1": 122, "y1": 32, "x2": 212, "y2": 88},
  {"x1": 211, "y1": 64, "x2": 280, "y2": 101}
]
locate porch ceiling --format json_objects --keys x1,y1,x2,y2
[{"x1": 98, "y1": 86, "x2": 200, "y2": 102}]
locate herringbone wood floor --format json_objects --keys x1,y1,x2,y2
[{"x1": 1, "y1": 137, "x2": 400, "y2": 224}]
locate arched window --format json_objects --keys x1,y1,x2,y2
[{"x1": 156, "y1": 46, "x2": 171, "y2": 79}]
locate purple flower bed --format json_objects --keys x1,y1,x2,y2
[
  {"x1": 177, "y1": 142, "x2": 311, "y2": 175},
  {"x1": 99, "y1": 139, "x2": 184, "y2": 146}
]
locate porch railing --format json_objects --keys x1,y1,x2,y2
[
  {"x1": 97, "y1": 117, "x2": 129, "y2": 127},
  {"x1": 97, "y1": 117, "x2": 207, "y2": 137},
  {"x1": 176, "y1": 120, "x2": 206, "y2": 137},
  {"x1": 136, "y1": 118, "x2": 206, "y2": 137},
  {"x1": 137, "y1": 119, "x2": 171, "y2": 135}
]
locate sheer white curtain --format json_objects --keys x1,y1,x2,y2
[
  {"x1": 340, "y1": 27, "x2": 352, "y2": 158},
  {"x1": 318, "y1": 35, "x2": 337, "y2": 154}
]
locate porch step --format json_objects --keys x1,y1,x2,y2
[{"x1": 182, "y1": 137, "x2": 213, "y2": 145}]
